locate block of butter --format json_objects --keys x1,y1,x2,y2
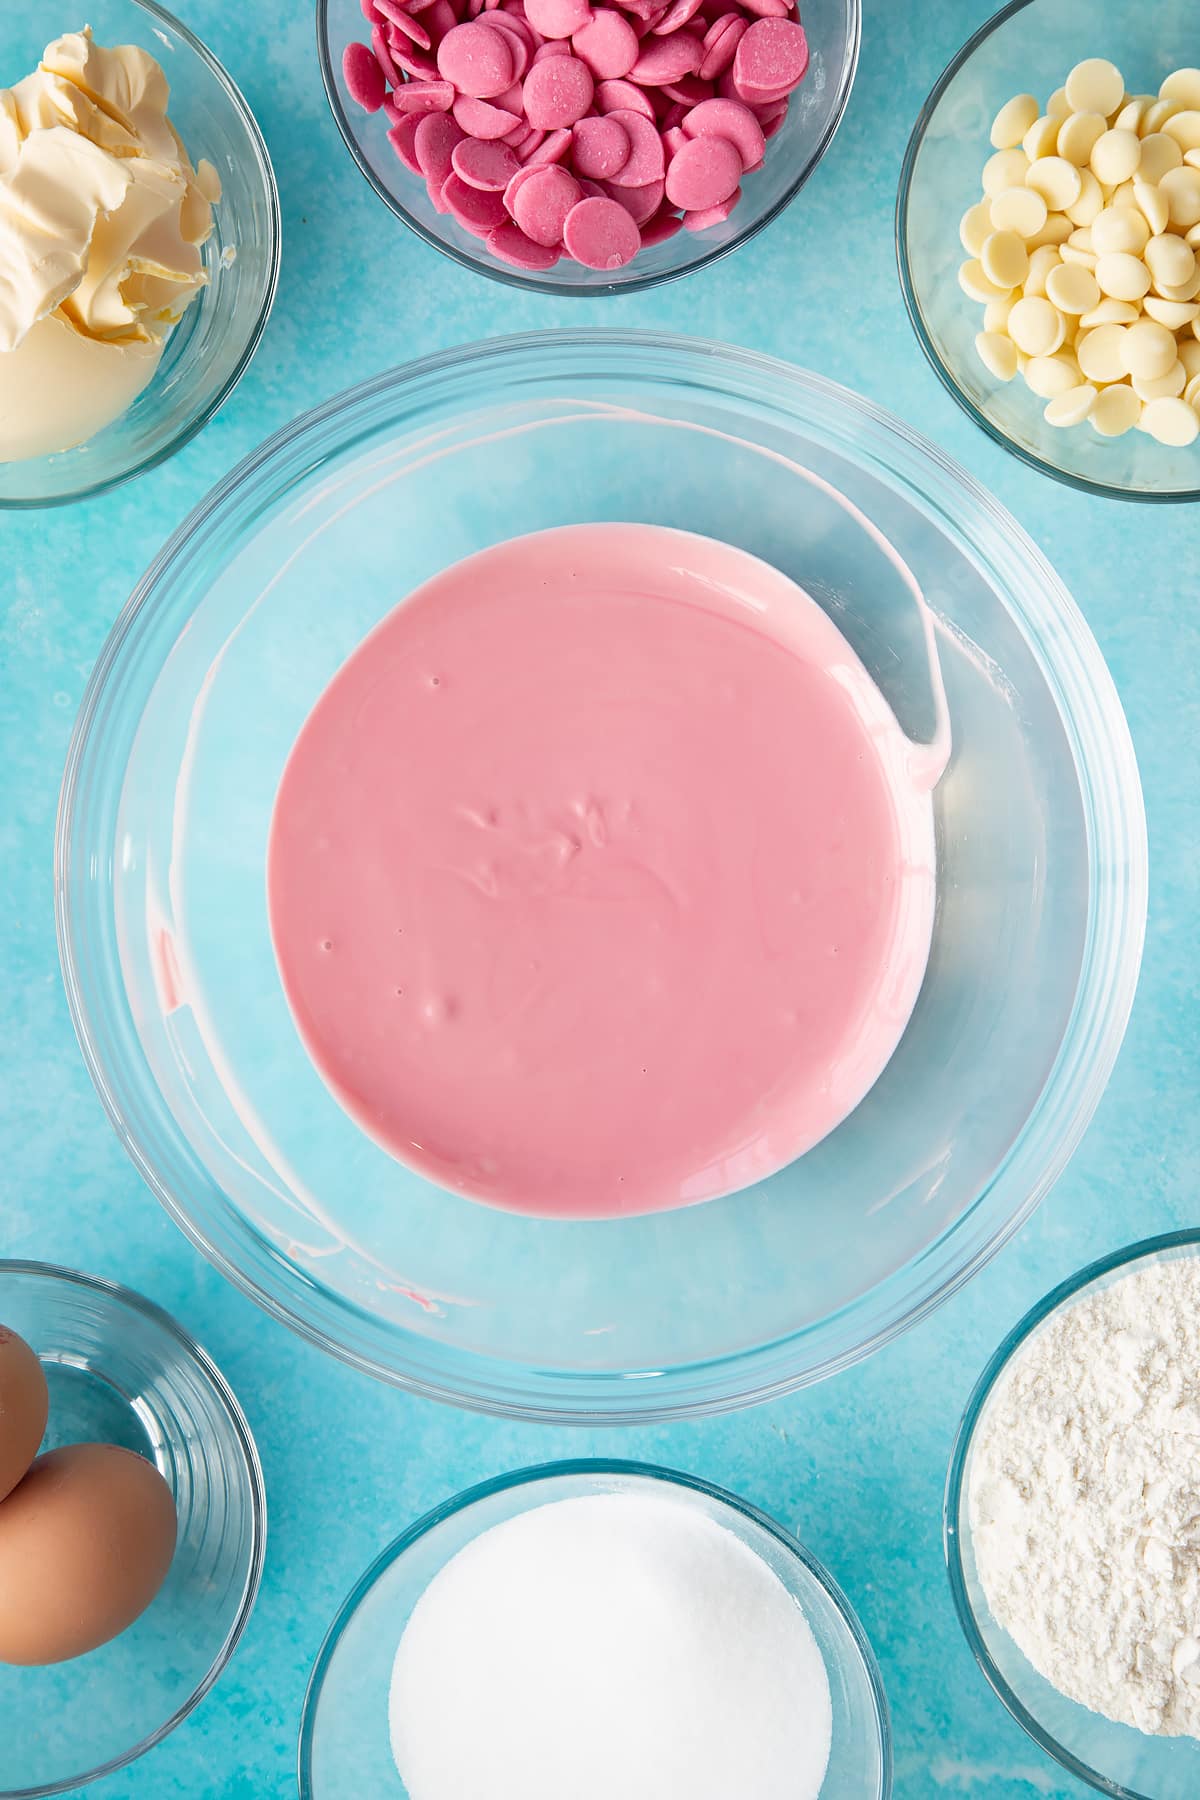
[{"x1": 0, "y1": 28, "x2": 222, "y2": 461}]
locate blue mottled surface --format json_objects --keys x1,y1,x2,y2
[{"x1": 3, "y1": 1, "x2": 1196, "y2": 1795}]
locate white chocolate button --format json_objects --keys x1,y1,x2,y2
[
  {"x1": 1090, "y1": 383, "x2": 1141, "y2": 435},
  {"x1": 1142, "y1": 97, "x2": 1181, "y2": 137},
  {"x1": 1159, "y1": 166, "x2": 1200, "y2": 228},
  {"x1": 960, "y1": 199, "x2": 994, "y2": 255},
  {"x1": 1066, "y1": 169, "x2": 1104, "y2": 226},
  {"x1": 1057, "y1": 111, "x2": 1106, "y2": 166},
  {"x1": 1180, "y1": 339, "x2": 1200, "y2": 378},
  {"x1": 1023, "y1": 351, "x2": 1083, "y2": 396},
  {"x1": 1077, "y1": 323, "x2": 1130, "y2": 382},
  {"x1": 1187, "y1": 150, "x2": 1200, "y2": 171},
  {"x1": 990, "y1": 186, "x2": 1048, "y2": 237},
  {"x1": 1123, "y1": 317, "x2": 1177, "y2": 378},
  {"x1": 1065, "y1": 58, "x2": 1124, "y2": 119},
  {"x1": 1027, "y1": 155, "x2": 1083, "y2": 210},
  {"x1": 1161, "y1": 69, "x2": 1200, "y2": 111},
  {"x1": 1095, "y1": 250, "x2": 1152, "y2": 300},
  {"x1": 1060, "y1": 242, "x2": 1098, "y2": 269},
  {"x1": 983, "y1": 148, "x2": 1030, "y2": 196},
  {"x1": 1138, "y1": 131, "x2": 1183, "y2": 181},
  {"x1": 984, "y1": 295, "x2": 1016, "y2": 332},
  {"x1": 1133, "y1": 177, "x2": 1170, "y2": 236},
  {"x1": 1164, "y1": 111, "x2": 1200, "y2": 154},
  {"x1": 1188, "y1": 222, "x2": 1200, "y2": 248},
  {"x1": 1026, "y1": 213, "x2": 1074, "y2": 249},
  {"x1": 1184, "y1": 370, "x2": 1200, "y2": 407},
  {"x1": 1023, "y1": 245, "x2": 1061, "y2": 297},
  {"x1": 1132, "y1": 361, "x2": 1186, "y2": 399},
  {"x1": 975, "y1": 330, "x2": 1019, "y2": 380},
  {"x1": 982, "y1": 229, "x2": 1031, "y2": 288},
  {"x1": 1008, "y1": 294, "x2": 1067, "y2": 355},
  {"x1": 1069, "y1": 172, "x2": 1105, "y2": 228},
  {"x1": 1044, "y1": 383, "x2": 1098, "y2": 426},
  {"x1": 991, "y1": 93, "x2": 1039, "y2": 149},
  {"x1": 1091, "y1": 205, "x2": 1150, "y2": 255},
  {"x1": 1091, "y1": 128, "x2": 1141, "y2": 186},
  {"x1": 1047, "y1": 85, "x2": 1071, "y2": 120},
  {"x1": 1023, "y1": 114, "x2": 1061, "y2": 161},
  {"x1": 1141, "y1": 394, "x2": 1200, "y2": 443},
  {"x1": 1146, "y1": 296, "x2": 1200, "y2": 328},
  {"x1": 1154, "y1": 267, "x2": 1200, "y2": 301},
  {"x1": 1116, "y1": 97, "x2": 1150, "y2": 132},
  {"x1": 1080, "y1": 297, "x2": 1140, "y2": 327},
  {"x1": 1046, "y1": 259, "x2": 1101, "y2": 313},
  {"x1": 959, "y1": 259, "x2": 1013, "y2": 304},
  {"x1": 1146, "y1": 231, "x2": 1196, "y2": 288}
]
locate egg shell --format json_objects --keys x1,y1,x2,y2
[
  {"x1": 0, "y1": 1444, "x2": 177, "y2": 1665},
  {"x1": 0, "y1": 1324, "x2": 48, "y2": 1504}
]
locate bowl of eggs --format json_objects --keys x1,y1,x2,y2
[
  {"x1": 898, "y1": 1, "x2": 1200, "y2": 500},
  {"x1": 0, "y1": 1263, "x2": 264, "y2": 1798}
]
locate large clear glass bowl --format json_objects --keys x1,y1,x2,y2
[
  {"x1": 317, "y1": 0, "x2": 859, "y2": 294},
  {"x1": 298, "y1": 1460, "x2": 891, "y2": 1798},
  {"x1": 946, "y1": 1231, "x2": 1200, "y2": 1798},
  {"x1": 0, "y1": 1261, "x2": 265, "y2": 1799},
  {"x1": 0, "y1": 0, "x2": 280, "y2": 509},
  {"x1": 56, "y1": 331, "x2": 1147, "y2": 1422},
  {"x1": 897, "y1": 0, "x2": 1200, "y2": 502}
]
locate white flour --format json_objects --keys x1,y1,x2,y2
[{"x1": 969, "y1": 1255, "x2": 1200, "y2": 1738}]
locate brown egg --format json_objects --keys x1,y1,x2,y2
[
  {"x1": 0, "y1": 1323, "x2": 49, "y2": 1503},
  {"x1": 0, "y1": 1443, "x2": 177, "y2": 1665}
]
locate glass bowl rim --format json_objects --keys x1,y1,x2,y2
[
  {"x1": 0, "y1": 0, "x2": 282, "y2": 513},
  {"x1": 0, "y1": 1256, "x2": 268, "y2": 1800},
  {"x1": 314, "y1": 0, "x2": 862, "y2": 297},
  {"x1": 943, "y1": 1227, "x2": 1200, "y2": 1799},
  {"x1": 296, "y1": 1455, "x2": 893, "y2": 1799},
  {"x1": 894, "y1": 0, "x2": 1200, "y2": 505},
  {"x1": 55, "y1": 327, "x2": 1148, "y2": 1424}
]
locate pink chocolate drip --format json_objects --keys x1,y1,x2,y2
[{"x1": 267, "y1": 524, "x2": 939, "y2": 1218}]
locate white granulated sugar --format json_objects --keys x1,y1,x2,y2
[
  {"x1": 388, "y1": 1491, "x2": 833, "y2": 1800},
  {"x1": 969, "y1": 1255, "x2": 1200, "y2": 1738}
]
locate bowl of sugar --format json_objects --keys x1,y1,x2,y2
[{"x1": 299, "y1": 1460, "x2": 890, "y2": 1799}]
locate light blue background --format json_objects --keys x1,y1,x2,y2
[{"x1": 3, "y1": 1, "x2": 1196, "y2": 1794}]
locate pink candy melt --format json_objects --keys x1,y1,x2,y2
[
  {"x1": 344, "y1": 0, "x2": 810, "y2": 269},
  {"x1": 343, "y1": 41, "x2": 387, "y2": 111},
  {"x1": 268, "y1": 525, "x2": 939, "y2": 1219},
  {"x1": 563, "y1": 191, "x2": 641, "y2": 262},
  {"x1": 512, "y1": 163, "x2": 582, "y2": 241}
]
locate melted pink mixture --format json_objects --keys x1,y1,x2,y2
[{"x1": 268, "y1": 525, "x2": 937, "y2": 1218}]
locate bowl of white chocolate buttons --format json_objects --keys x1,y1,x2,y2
[{"x1": 898, "y1": 1, "x2": 1200, "y2": 500}]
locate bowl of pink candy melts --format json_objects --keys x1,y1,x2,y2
[{"x1": 319, "y1": 0, "x2": 859, "y2": 288}]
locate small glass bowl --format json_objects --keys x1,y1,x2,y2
[
  {"x1": 946, "y1": 1230, "x2": 1200, "y2": 1798},
  {"x1": 316, "y1": 0, "x2": 860, "y2": 294},
  {"x1": 0, "y1": 1261, "x2": 266, "y2": 1799},
  {"x1": 299, "y1": 1460, "x2": 891, "y2": 1797},
  {"x1": 0, "y1": 0, "x2": 280, "y2": 509},
  {"x1": 897, "y1": 0, "x2": 1200, "y2": 502}
]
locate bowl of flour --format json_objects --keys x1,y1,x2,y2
[{"x1": 947, "y1": 1230, "x2": 1200, "y2": 1799}]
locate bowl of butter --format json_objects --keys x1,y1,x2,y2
[{"x1": 0, "y1": 2, "x2": 279, "y2": 507}]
